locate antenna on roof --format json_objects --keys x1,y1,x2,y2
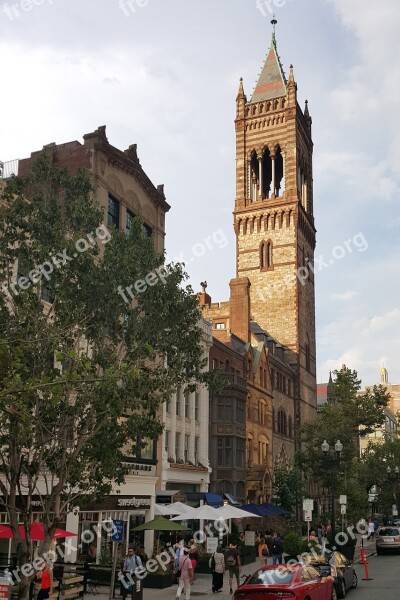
[{"x1": 271, "y1": 14, "x2": 277, "y2": 41}]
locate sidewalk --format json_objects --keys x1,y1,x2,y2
[
  {"x1": 85, "y1": 539, "x2": 376, "y2": 600},
  {"x1": 90, "y1": 560, "x2": 260, "y2": 600}
]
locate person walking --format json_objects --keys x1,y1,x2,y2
[
  {"x1": 210, "y1": 545, "x2": 225, "y2": 593},
  {"x1": 257, "y1": 536, "x2": 269, "y2": 566},
  {"x1": 36, "y1": 562, "x2": 53, "y2": 600},
  {"x1": 271, "y1": 532, "x2": 283, "y2": 565},
  {"x1": 367, "y1": 518, "x2": 375, "y2": 540},
  {"x1": 120, "y1": 547, "x2": 142, "y2": 599},
  {"x1": 176, "y1": 547, "x2": 193, "y2": 600},
  {"x1": 225, "y1": 543, "x2": 241, "y2": 594},
  {"x1": 188, "y1": 539, "x2": 198, "y2": 580}
]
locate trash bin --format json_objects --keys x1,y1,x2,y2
[
  {"x1": 0, "y1": 577, "x2": 11, "y2": 600},
  {"x1": 133, "y1": 577, "x2": 143, "y2": 600}
]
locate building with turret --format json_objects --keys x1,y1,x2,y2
[{"x1": 201, "y1": 22, "x2": 317, "y2": 502}]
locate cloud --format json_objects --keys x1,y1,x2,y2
[{"x1": 331, "y1": 291, "x2": 359, "y2": 301}]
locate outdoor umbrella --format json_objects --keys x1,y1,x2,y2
[
  {"x1": 167, "y1": 502, "x2": 191, "y2": 514},
  {"x1": 0, "y1": 524, "x2": 77, "y2": 540},
  {"x1": 170, "y1": 504, "x2": 221, "y2": 521},
  {"x1": 0, "y1": 525, "x2": 13, "y2": 539},
  {"x1": 239, "y1": 503, "x2": 268, "y2": 517},
  {"x1": 132, "y1": 517, "x2": 189, "y2": 532},
  {"x1": 215, "y1": 505, "x2": 262, "y2": 519},
  {"x1": 19, "y1": 523, "x2": 78, "y2": 540},
  {"x1": 259, "y1": 502, "x2": 291, "y2": 516},
  {"x1": 154, "y1": 504, "x2": 181, "y2": 517}
]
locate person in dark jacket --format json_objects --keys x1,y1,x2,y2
[{"x1": 271, "y1": 532, "x2": 283, "y2": 564}]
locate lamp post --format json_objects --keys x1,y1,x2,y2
[
  {"x1": 321, "y1": 439, "x2": 343, "y2": 545},
  {"x1": 387, "y1": 466, "x2": 399, "y2": 516}
]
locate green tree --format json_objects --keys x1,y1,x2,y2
[
  {"x1": 298, "y1": 366, "x2": 390, "y2": 518},
  {"x1": 272, "y1": 465, "x2": 304, "y2": 513},
  {"x1": 0, "y1": 155, "x2": 215, "y2": 598}
]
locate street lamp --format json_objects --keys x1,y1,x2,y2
[
  {"x1": 387, "y1": 466, "x2": 399, "y2": 515},
  {"x1": 321, "y1": 439, "x2": 343, "y2": 545}
]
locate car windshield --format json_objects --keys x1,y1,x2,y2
[
  {"x1": 249, "y1": 568, "x2": 295, "y2": 585},
  {"x1": 379, "y1": 528, "x2": 399, "y2": 536}
]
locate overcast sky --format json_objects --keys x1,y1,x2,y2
[{"x1": 1, "y1": 0, "x2": 399, "y2": 387}]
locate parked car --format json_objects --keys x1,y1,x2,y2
[
  {"x1": 305, "y1": 551, "x2": 357, "y2": 598},
  {"x1": 233, "y1": 563, "x2": 336, "y2": 600},
  {"x1": 376, "y1": 526, "x2": 400, "y2": 554},
  {"x1": 392, "y1": 519, "x2": 400, "y2": 527}
]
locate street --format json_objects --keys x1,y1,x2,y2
[{"x1": 92, "y1": 538, "x2": 400, "y2": 600}]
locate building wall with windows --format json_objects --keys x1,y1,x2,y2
[
  {"x1": 18, "y1": 126, "x2": 169, "y2": 256},
  {"x1": 208, "y1": 337, "x2": 247, "y2": 504},
  {"x1": 158, "y1": 317, "x2": 212, "y2": 496}
]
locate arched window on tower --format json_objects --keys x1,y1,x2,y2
[
  {"x1": 261, "y1": 148, "x2": 272, "y2": 199},
  {"x1": 260, "y1": 241, "x2": 273, "y2": 271},
  {"x1": 275, "y1": 146, "x2": 284, "y2": 196},
  {"x1": 249, "y1": 151, "x2": 259, "y2": 203}
]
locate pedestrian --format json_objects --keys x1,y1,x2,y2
[
  {"x1": 309, "y1": 531, "x2": 317, "y2": 543},
  {"x1": 188, "y1": 539, "x2": 198, "y2": 580},
  {"x1": 210, "y1": 545, "x2": 225, "y2": 593},
  {"x1": 174, "y1": 538, "x2": 185, "y2": 578},
  {"x1": 225, "y1": 543, "x2": 241, "y2": 594},
  {"x1": 257, "y1": 536, "x2": 269, "y2": 566},
  {"x1": 317, "y1": 523, "x2": 323, "y2": 546},
  {"x1": 367, "y1": 518, "x2": 375, "y2": 540},
  {"x1": 36, "y1": 562, "x2": 53, "y2": 600},
  {"x1": 271, "y1": 532, "x2": 283, "y2": 565},
  {"x1": 120, "y1": 547, "x2": 142, "y2": 599},
  {"x1": 138, "y1": 546, "x2": 148, "y2": 564},
  {"x1": 176, "y1": 547, "x2": 194, "y2": 600}
]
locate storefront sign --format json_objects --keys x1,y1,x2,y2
[
  {"x1": 84, "y1": 495, "x2": 151, "y2": 511},
  {"x1": 123, "y1": 463, "x2": 156, "y2": 476},
  {"x1": 117, "y1": 497, "x2": 151, "y2": 508}
]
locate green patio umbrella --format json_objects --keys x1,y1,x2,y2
[{"x1": 133, "y1": 516, "x2": 190, "y2": 532}]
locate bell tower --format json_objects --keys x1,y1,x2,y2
[{"x1": 234, "y1": 19, "x2": 317, "y2": 436}]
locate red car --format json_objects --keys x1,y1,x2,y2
[{"x1": 233, "y1": 563, "x2": 336, "y2": 600}]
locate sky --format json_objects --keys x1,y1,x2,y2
[{"x1": 0, "y1": 0, "x2": 399, "y2": 387}]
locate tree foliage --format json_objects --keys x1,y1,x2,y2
[
  {"x1": 0, "y1": 155, "x2": 214, "y2": 586},
  {"x1": 298, "y1": 366, "x2": 390, "y2": 514},
  {"x1": 272, "y1": 465, "x2": 304, "y2": 513}
]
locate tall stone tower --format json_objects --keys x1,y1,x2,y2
[{"x1": 234, "y1": 23, "x2": 317, "y2": 439}]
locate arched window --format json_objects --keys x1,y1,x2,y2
[
  {"x1": 275, "y1": 146, "x2": 284, "y2": 196},
  {"x1": 277, "y1": 409, "x2": 287, "y2": 435},
  {"x1": 260, "y1": 241, "x2": 273, "y2": 270},
  {"x1": 247, "y1": 435, "x2": 254, "y2": 467},
  {"x1": 288, "y1": 417, "x2": 293, "y2": 438}
]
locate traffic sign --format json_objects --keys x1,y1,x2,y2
[
  {"x1": 339, "y1": 495, "x2": 347, "y2": 505},
  {"x1": 304, "y1": 510, "x2": 312, "y2": 522},
  {"x1": 303, "y1": 499, "x2": 313, "y2": 511},
  {"x1": 111, "y1": 519, "x2": 125, "y2": 542},
  {"x1": 340, "y1": 504, "x2": 346, "y2": 515}
]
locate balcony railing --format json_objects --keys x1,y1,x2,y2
[
  {"x1": 0, "y1": 159, "x2": 19, "y2": 179},
  {"x1": 223, "y1": 372, "x2": 247, "y2": 390}
]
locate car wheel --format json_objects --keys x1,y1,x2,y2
[
  {"x1": 352, "y1": 572, "x2": 358, "y2": 588},
  {"x1": 337, "y1": 578, "x2": 346, "y2": 599},
  {"x1": 332, "y1": 585, "x2": 338, "y2": 600}
]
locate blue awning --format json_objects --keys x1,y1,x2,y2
[
  {"x1": 204, "y1": 493, "x2": 224, "y2": 508},
  {"x1": 224, "y1": 493, "x2": 240, "y2": 506}
]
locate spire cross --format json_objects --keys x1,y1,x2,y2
[{"x1": 271, "y1": 14, "x2": 277, "y2": 41}]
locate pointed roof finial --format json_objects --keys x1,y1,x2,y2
[
  {"x1": 271, "y1": 14, "x2": 277, "y2": 43},
  {"x1": 304, "y1": 99, "x2": 310, "y2": 117}
]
